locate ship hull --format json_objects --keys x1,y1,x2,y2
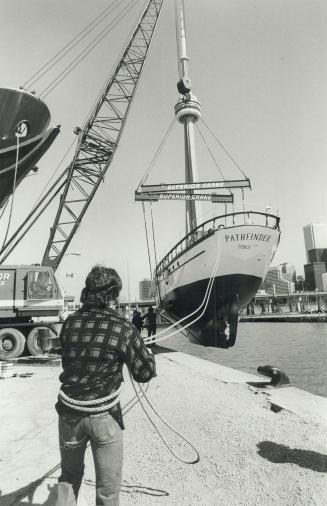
[
  {"x1": 156, "y1": 214, "x2": 280, "y2": 347},
  {"x1": 0, "y1": 128, "x2": 60, "y2": 208},
  {"x1": 0, "y1": 87, "x2": 59, "y2": 208}
]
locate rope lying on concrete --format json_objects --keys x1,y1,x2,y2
[{"x1": 129, "y1": 371, "x2": 200, "y2": 465}]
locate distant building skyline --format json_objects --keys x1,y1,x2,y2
[
  {"x1": 138, "y1": 278, "x2": 155, "y2": 301},
  {"x1": 280, "y1": 262, "x2": 296, "y2": 284},
  {"x1": 261, "y1": 265, "x2": 295, "y2": 296}
]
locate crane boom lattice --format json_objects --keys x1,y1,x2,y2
[{"x1": 42, "y1": 0, "x2": 164, "y2": 270}]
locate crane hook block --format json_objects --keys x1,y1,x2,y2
[{"x1": 177, "y1": 77, "x2": 192, "y2": 95}]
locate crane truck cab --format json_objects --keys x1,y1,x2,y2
[{"x1": 0, "y1": 265, "x2": 64, "y2": 360}]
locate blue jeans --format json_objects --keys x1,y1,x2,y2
[{"x1": 58, "y1": 411, "x2": 123, "y2": 506}]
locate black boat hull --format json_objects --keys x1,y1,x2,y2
[
  {"x1": 0, "y1": 87, "x2": 59, "y2": 208},
  {"x1": 0, "y1": 128, "x2": 60, "y2": 208},
  {"x1": 160, "y1": 273, "x2": 262, "y2": 347}
]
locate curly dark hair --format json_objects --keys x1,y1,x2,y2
[{"x1": 80, "y1": 265, "x2": 122, "y2": 309}]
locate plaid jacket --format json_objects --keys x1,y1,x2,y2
[{"x1": 56, "y1": 306, "x2": 156, "y2": 429}]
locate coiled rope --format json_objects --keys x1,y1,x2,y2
[{"x1": 58, "y1": 385, "x2": 122, "y2": 413}]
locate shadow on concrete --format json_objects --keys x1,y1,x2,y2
[
  {"x1": 151, "y1": 344, "x2": 176, "y2": 355},
  {"x1": 247, "y1": 380, "x2": 271, "y2": 388},
  {"x1": 83, "y1": 478, "x2": 169, "y2": 498},
  {"x1": 0, "y1": 479, "x2": 58, "y2": 506},
  {"x1": 0, "y1": 477, "x2": 169, "y2": 505},
  {"x1": 257, "y1": 441, "x2": 327, "y2": 473},
  {"x1": 122, "y1": 482, "x2": 169, "y2": 496}
]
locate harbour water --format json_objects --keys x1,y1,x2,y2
[{"x1": 161, "y1": 322, "x2": 327, "y2": 398}]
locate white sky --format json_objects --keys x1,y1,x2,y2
[{"x1": 1, "y1": 0, "x2": 327, "y2": 299}]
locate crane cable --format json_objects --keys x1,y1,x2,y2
[
  {"x1": 149, "y1": 201, "x2": 158, "y2": 269},
  {"x1": 138, "y1": 116, "x2": 178, "y2": 288},
  {"x1": 200, "y1": 118, "x2": 249, "y2": 180},
  {"x1": 142, "y1": 202, "x2": 153, "y2": 279},
  {"x1": 40, "y1": 0, "x2": 141, "y2": 99},
  {"x1": 0, "y1": 200, "x2": 9, "y2": 222},
  {"x1": 195, "y1": 123, "x2": 225, "y2": 180},
  {"x1": 29, "y1": 136, "x2": 78, "y2": 213},
  {"x1": 137, "y1": 116, "x2": 177, "y2": 191},
  {"x1": 1, "y1": 134, "x2": 20, "y2": 251},
  {"x1": 23, "y1": 0, "x2": 122, "y2": 89}
]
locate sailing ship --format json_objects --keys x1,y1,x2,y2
[
  {"x1": 136, "y1": 3, "x2": 281, "y2": 348},
  {"x1": 0, "y1": 87, "x2": 60, "y2": 209}
]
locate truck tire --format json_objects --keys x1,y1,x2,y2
[
  {"x1": 26, "y1": 326, "x2": 53, "y2": 356},
  {"x1": 0, "y1": 328, "x2": 26, "y2": 360}
]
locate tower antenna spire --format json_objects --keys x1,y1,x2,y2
[{"x1": 174, "y1": 0, "x2": 202, "y2": 234}]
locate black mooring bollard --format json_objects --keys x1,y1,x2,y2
[{"x1": 257, "y1": 365, "x2": 290, "y2": 388}]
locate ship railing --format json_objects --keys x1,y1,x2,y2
[{"x1": 156, "y1": 211, "x2": 280, "y2": 276}]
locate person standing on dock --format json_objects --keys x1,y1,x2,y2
[
  {"x1": 131, "y1": 309, "x2": 143, "y2": 332},
  {"x1": 143, "y1": 306, "x2": 157, "y2": 345},
  {"x1": 55, "y1": 265, "x2": 156, "y2": 506}
]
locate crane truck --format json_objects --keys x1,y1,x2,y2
[{"x1": 0, "y1": 265, "x2": 63, "y2": 360}]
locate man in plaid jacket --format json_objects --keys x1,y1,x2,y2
[{"x1": 56, "y1": 265, "x2": 156, "y2": 506}]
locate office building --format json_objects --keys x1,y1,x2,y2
[
  {"x1": 303, "y1": 223, "x2": 327, "y2": 289},
  {"x1": 261, "y1": 266, "x2": 295, "y2": 296},
  {"x1": 322, "y1": 273, "x2": 327, "y2": 292},
  {"x1": 303, "y1": 223, "x2": 327, "y2": 263},
  {"x1": 280, "y1": 263, "x2": 296, "y2": 284},
  {"x1": 304, "y1": 263, "x2": 326, "y2": 291},
  {"x1": 139, "y1": 278, "x2": 156, "y2": 301},
  {"x1": 308, "y1": 249, "x2": 327, "y2": 264}
]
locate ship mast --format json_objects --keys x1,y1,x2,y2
[{"x1": 174, "y1": 0, "x2": 202, "y2": 235}]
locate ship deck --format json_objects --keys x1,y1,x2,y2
[{"x1": 0, "y1": 346, "x2": 326, "y2": 505}]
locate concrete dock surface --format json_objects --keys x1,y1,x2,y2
[{"x1": 0, "y1": 347, "x2": 326, "y2": 506}]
